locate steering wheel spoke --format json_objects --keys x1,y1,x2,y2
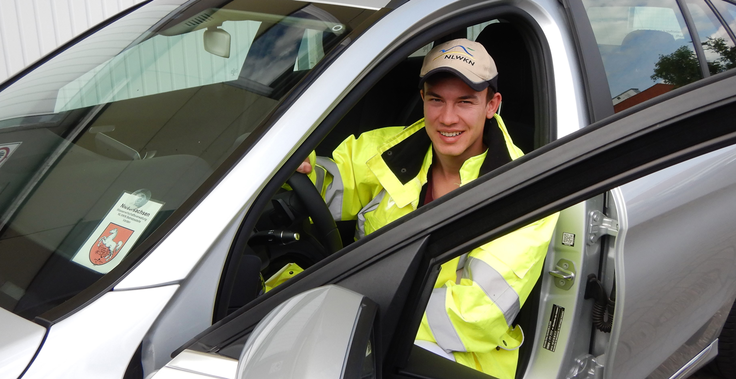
[{"x1": 286, "y1": 173, "x2": 343, "y2": 255}]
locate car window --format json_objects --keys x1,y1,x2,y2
[
  {"x1": 711, "y1": 0, "x2": 736, "y2": 34},
  {"x1": 0, "y1": 0, "x2": 376, "y2": 320},
  {"x1": 683, "y1": 0, "x2": 736, "y2": 75},
  {"x1": 582, "y1": 0, "x2": 701, "y2": 112}
]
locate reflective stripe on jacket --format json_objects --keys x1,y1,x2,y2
[{"x1": 309, "y1": 114, "x2": 558, "y2": 379}]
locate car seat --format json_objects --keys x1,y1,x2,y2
[{"x1": 475, "y1": 22, "x2": 535, "y2": 153}]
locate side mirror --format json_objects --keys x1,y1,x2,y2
[
  {"x1": 203, "y1": 27, "x2": 231, "y2": 58},
  {"x1": 236, "y1": 285, "x2": 377, "y2": 379}
]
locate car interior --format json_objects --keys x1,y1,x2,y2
[
  {"x1": 220, "y1": 17, "x2": 542, "y2": 290},
  {"x1": 215, "y1": 15, "x2": 552, "y2": 378}
]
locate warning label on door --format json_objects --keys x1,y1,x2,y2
[{"x1": 543, "y1": 304, "x2": 565, "y2": 352}]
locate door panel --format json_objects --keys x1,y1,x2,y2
[{"x1": 610, "y1": 144, "x2": 736, "y2": 378}]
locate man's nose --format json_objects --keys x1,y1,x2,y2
[{"x1": 438, "y1": 104, "x2": 458, "y2": 125}]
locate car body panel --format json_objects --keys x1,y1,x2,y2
[
  {"x1": 611, "y1": 144, "x2": 736, "y2": 378},
  {"x1": 0, "y1": 308, "x2": 45, "y2": 379},
  {"x1": 155, "y1": 350, "x2": 238, "y2": 379},
  {"x1": 524, "y1": 199, "x2": 601, "y2": 379},
  {"x1": 22, "y1": 285, "x2": 178, "y2": 379},
  {"x1": 516, "y1": 0, "x2": 588, "y2": 138},
  {"x1": 140, "y1": 219, "x2": 244, "y2": 373}
]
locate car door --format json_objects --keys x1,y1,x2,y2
[
  {"x1": 565, "y1": 0, "x2": 736, "y2": 376},
  {"x1": 161, "y1": 67, "x2": 736, "y2": 379}
]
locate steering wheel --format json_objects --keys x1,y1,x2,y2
[{"x1": 286, "y1": 173, "x2": 343, "y2": 255}]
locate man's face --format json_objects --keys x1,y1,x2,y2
[{"x1": 421, "y1": 75, "x2": 501, "y2": 164}]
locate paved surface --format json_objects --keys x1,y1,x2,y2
[
  {"x1": 689, "y1": 366, "x2": 722, "y2": 378},
  {"x1": 689, "y1": 371, "x2": 721, "y2": 378}
]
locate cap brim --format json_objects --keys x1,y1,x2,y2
[{"x1": 418, "y1": 67, "x2": 497, "y2": 92}]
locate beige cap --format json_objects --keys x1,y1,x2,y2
[{"x1": 419, "y1": 38, "x2": 498, "y2": 92}]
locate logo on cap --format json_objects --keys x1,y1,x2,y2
[{"x1": 435, "y1": 45, "x2": 476, "y2": 66}]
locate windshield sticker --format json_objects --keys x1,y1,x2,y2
[
  {"x1": 0, "y1": 142, "x2": 21, "y2": 169},
  {"x1": 72, "y1": 191, "x2": 164, "y2": 274}
]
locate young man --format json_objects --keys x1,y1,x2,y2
[{"x1": 297, "y1": 38, "x2": 558, "y2": 379}]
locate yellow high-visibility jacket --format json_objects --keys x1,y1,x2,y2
[{"x1": 308, "y1": 115, "x2": 558, "y2": 379}]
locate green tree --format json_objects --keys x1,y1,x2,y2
[
  {"x1": 651, "y1": 38, "x2": 736, "y2": 88},
  {"x1": 703, "y1": 37, "x2": 736, "y2": 74},
  {"x1": 650, "y1": 45, "x2": 700, "y2": 88}
]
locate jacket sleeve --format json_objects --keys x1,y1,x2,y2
[
  {"x1": 417, "y1": 212, "x2": 559, "y2": 354},
  {"x1": 308, "y1": 128, "x2": 403, "y2": 221}
]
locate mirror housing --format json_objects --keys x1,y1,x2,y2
[
  {"x1": 203, "y1": 27, "x2": 231, "y2": 58},
  {"x1": 236, "y1": 285, "x2": 377, "y2": 379}
]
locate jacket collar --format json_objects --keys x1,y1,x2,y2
[{"x1": 366, "y1": 114, "x2": 518, "y2": 209}]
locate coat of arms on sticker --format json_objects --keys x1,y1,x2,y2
[{"x1": 90, "y1": 223, "x2": 134, "y2": 265}]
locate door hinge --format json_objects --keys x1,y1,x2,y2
[{"x1": 587, "y1": 210, "x2": 618, "y2": 245}]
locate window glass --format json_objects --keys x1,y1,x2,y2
[
  {"x1": 711, "y1": 0, "x2": 736, "y2": 33},
  {"x1": 684, "y1": 0, "x2": 736, "y2": 75},
  {"x1": 54, "y1": 20, "x2": 260, "y2": 112},
  {"x1": 709, "y1": 0, "x2": 736, "y2": 71},
  {"x1": 0, "y1": 0, "x2": 375, "y2": 320},
  {"x1": 582, "y1": 0, "x2": 701, "y2": 112}
]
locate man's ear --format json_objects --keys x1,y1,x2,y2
[
  {"x1": 486, "y1": 92, "x2": 502, "y2": 119},
  {"x1": 420, "y1": 89, "x2": 425, "y2": 101}
]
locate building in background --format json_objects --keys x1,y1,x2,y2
[{"x1": 0, "y1": 0, "x2": 145, "y2": 84}]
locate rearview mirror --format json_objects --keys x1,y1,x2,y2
[{"x1": 203, "y1": 27, "x2": 230, "y2": 58}]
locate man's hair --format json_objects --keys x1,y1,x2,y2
[{"x1": 423, "y1": 72, "x2": 497, "y2": 103}]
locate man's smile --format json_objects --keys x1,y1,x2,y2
[{"x1": 440, "y1": 131, "x2": 463, "y2": 137}]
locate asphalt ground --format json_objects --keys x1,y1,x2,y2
[
  {"x1": 690, "y1": 371, "x2": 721, "y2": 378},
  {"x1": 689, "y1": 366, "x2": 722, "y2": 378}
]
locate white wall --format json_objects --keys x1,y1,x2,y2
[{"x1": 0, "y1": 0, "x2": 146, "y2": 84}]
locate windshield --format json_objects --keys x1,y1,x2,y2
[{"x1": 0, "y1": 0, "x2": 375, "y2": 320}]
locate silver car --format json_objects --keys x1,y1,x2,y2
[{"x1": 1, "y1": 0, "x2": 736, "y2": 378}]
